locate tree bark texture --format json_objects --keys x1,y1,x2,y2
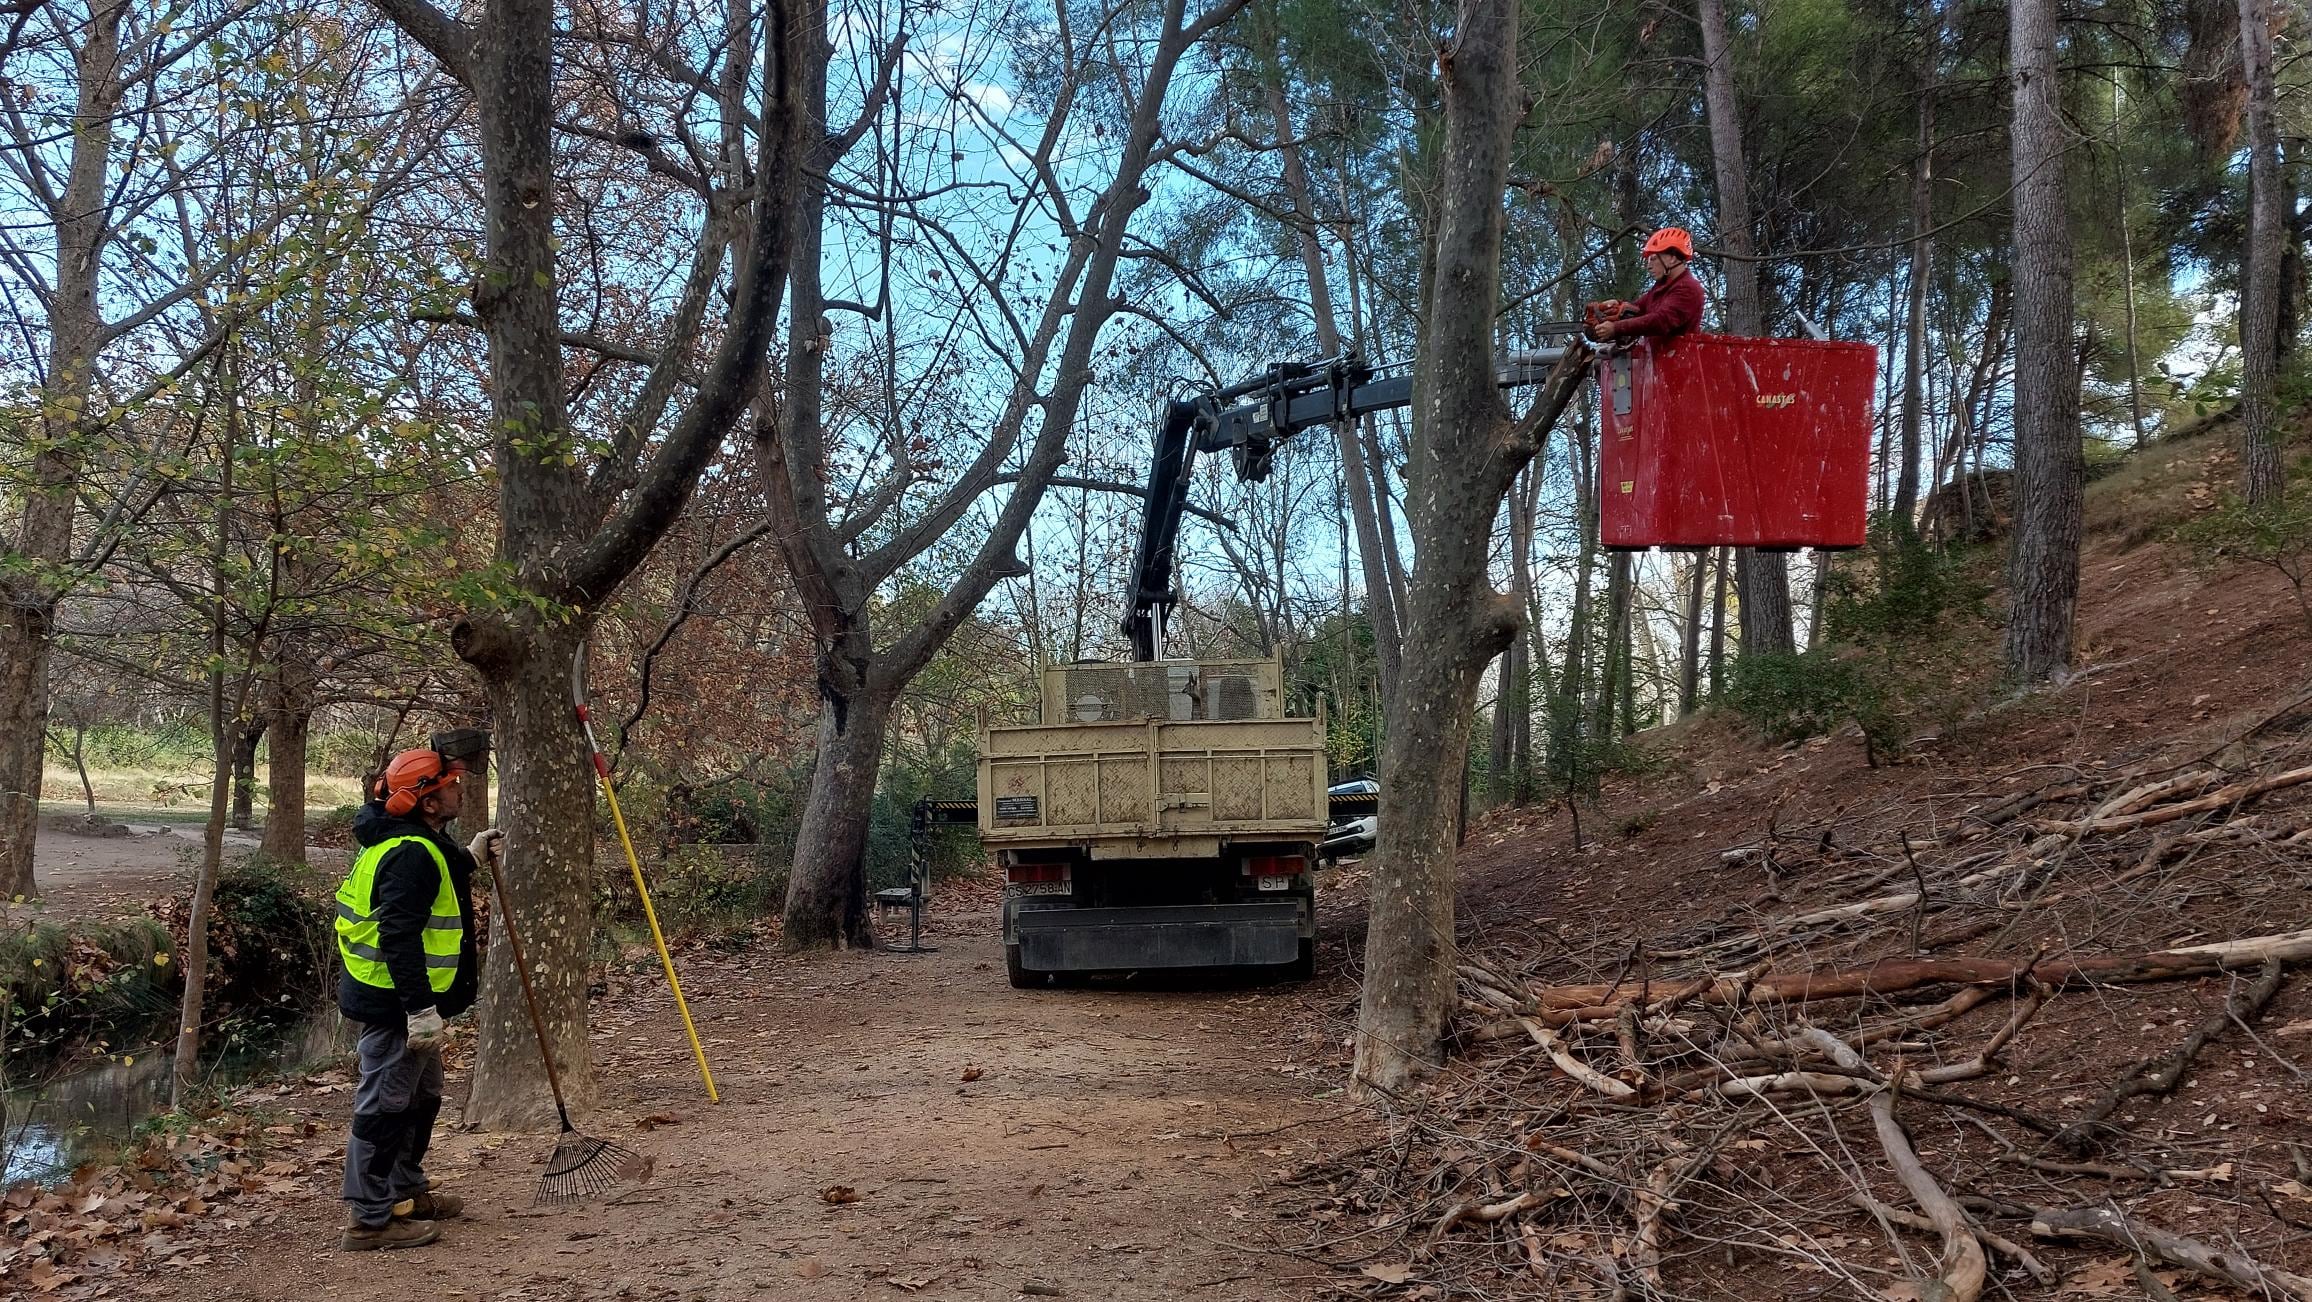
[
  {"x1": 1353, "y1": 0, "x2": 1529, "y2": 1093},
  {"x1": 782, "y1": 686, "x2": 894, "y2": 948},
  {"x1": 258, "y1": 656, "x2": 315, "y2": 863},
  {"x1": 2237, "y1": 0, "x2": 2286, "y2": 505},
  {"x1": 1696, "y1": 0, "x2": 1794, "y2": 655},
  {"x1": 463, "y1": 620, "x2": 598, "y2": 1128},
  {"x1": 2004, "y1": 0, "x2": 2084, "y2": 683},
  {"x1": 229, "y1": 720, "x2": 264, "y2": 832},
  {"x1": 0, "y1": 0, "x2": 127, "y2": 900}
]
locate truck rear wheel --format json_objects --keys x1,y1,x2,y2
[
  {"x1": 1283, "y1": 937, "x2": 1316, "y2": 981},
  {"x1": 1006, "y1": 943, "x2": 1036, "y2": 988}
]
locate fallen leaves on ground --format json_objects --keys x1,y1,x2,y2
[
  {"x1": 1, "y1": 1114, "x2": 320, "y2": 1297},
  {"x1": 820, "y1": 1185, "x2": 859, "y2": 1205}
]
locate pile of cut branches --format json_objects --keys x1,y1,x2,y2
[{"x1": 1282, "y1": 726, "x2": 2312, "y2": 1299}]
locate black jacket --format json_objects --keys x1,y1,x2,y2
[{"x1": 338, "y1": 801, "x2": 480, "y2": 1025}]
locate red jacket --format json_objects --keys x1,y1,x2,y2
[{"x1": 1617, "y1": 268, "x2": 1705, "y2": 338}]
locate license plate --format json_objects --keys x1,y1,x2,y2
[
  {"x1": 1013, "y1": 880, "x2": 1070, "y2": 896},
  {"x1": 1257, "y1": 874, "x2": 1292, "y2": 891}
]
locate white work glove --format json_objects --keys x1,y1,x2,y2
[
  {"x1": 407, "y1": 1006, "x2": 446, "y2": 1049},
  {"x1": 467, "y1": 828, "x2": 503, "y2": 868}
]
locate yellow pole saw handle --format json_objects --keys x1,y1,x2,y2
[{"x1": 574, "y1": 645, "x2": 720, "y2": 1104}]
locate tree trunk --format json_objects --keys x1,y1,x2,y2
[
  {"x1": 1595, "y1": 553, "x2": 1632, "y2": 739},
  {"x1": 1265, "y1": 74, "x2": 1402, "y2": 700},
  {"x1": 461, "y1": 620, "x2": 598, "y2": 1128},
  {"x1": 1708, "y1": 547, "x2": 1729, "y2": 698},
  {"x1": 2238, "y1": 0, "x2": 2286, "y2": 506},
  {"x1": 1895, "y1": 45, "x2": 1935, "y2": 525},
  {"x1": 2004, "y1": 0, "x2": 2084, "y2": 683},
  {"x1": 259, "y1": 653, "x2": 315, "y2": 862},
  {"x1": 175, "y1": 720, "x2": 233, "y2": 1106},
  {"x1": 2113, "y1": 78, "x2": 2149, "y2": 448},
  {"x1": 175, "y1": 352, "x2": 238, "y2": 1108},
  {"x1": 69, "y1": 725, "x2": 95, "y2": 815},
  {"x1": 0, "y1": 613, "x2": 56, "y2": 900},
  {"x1": 228, "y1": 719, "x2": 265, "y2": 832},
  {"x1": 1697, "y1": 0, "x2": 1796, "y2": 656},
  {"x1": 0, "y1": 0, "x2": 127, "y2": 901},
  {"x1": 1678, "y1": 553, "x2": 1707, "y2": 713},
  {"x1": 1354, "y1": 0, "x2": 1535, "y2": 1093},
  {"x1": 782, "y1": 685, "x2": 892, "y2": 949}
]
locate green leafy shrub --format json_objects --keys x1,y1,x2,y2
[
  {"x1": 1726, "y1": 650, "x2": 1901, "y2": 764},
  {"x1": 1821, "y1": 518, "x2": 1986, "y2": 642},
  {"x1": 2173, "y1": 484, "x2": 2312, "y2": 632},
  {"x1": 208, "y1": 858, "x2": 334, "y2": 1025}
]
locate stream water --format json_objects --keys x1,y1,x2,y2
[{"x1": 1, "y1": 1010, "x2": 350, "y2": 1186}]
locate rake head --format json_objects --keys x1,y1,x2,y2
[{"x1": 535, "y1": 1128, "x2": 651, "y2": 1204}]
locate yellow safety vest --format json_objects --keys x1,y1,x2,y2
[{"x1": 334, "y1": 834, "x2": 460, "y2": 993}]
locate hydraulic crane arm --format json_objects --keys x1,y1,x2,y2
[{"x1": 1123, "y1": 343, "x2": 1577, "y2": 662}]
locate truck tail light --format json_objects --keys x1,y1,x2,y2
[
  {"x1": 1244, "y1": 855, "x2": 1304, "y2": 877},
  {"x1": 1007, "y1": 862, "x2": 1070, "y2": 884}
]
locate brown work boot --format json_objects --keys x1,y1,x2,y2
[
  {"x1": 394, "y1": 1190, "x2": 464, "y2": 1221},
  {"x1": 340, "y1": 1217, "x2": 439, "y2": 1251}
]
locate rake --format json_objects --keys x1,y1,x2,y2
[{"x1": 487, "y1": 860, "x2": 644, "y2": 1203}]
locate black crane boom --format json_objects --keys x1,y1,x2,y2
[{"x1": 1123, "y1": 345, "x2": 1574, "y2": 662}]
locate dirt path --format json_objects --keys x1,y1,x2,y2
[
  {"x1": 12, "y1": 817, "x2": 284, "y2": 924},
  {"x1": 156, "y1": 902, "x2": 1348, "y2": 1302}
]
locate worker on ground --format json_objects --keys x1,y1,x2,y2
[
  {"x1": 334, "y1": 746, "x2": 500, "y2": 1251},
  {"x1": 1587, "y1": 227, "x2": 1705, "y2": 343}
]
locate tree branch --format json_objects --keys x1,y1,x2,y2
[{"x1": 367, "y1": 0, "x2": 474, "y2": 85}]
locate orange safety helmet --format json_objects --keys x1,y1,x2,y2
[
  {"x1": 1642, "y1": 226, "x2": 1694, "y2": 261},
  {"x1": 381, "y1": 747, "x2": 467, "y2": 817}
]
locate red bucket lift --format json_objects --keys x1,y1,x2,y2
[{"x1": 1597, "y1": 334, "x2": 1878, "y2": 551}]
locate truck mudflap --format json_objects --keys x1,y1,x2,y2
[{"x1": 1011, "y1": 900, "x2": 1303, "y2": 971}]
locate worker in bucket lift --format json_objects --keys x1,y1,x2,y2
[{"x1": 1586, "y1": 227, "x2": 1705, "y2": 344}]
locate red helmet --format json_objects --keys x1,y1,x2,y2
[
  {"x1": 1642, "y1": 226, "x2": 1694, "y2": 260},
  {"x1": 381, "y1": 747, "x2": 466, "y2": 817}
]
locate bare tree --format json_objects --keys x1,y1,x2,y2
[
  {"x1": 2237, "y1": 0, "x2": 2286, "y2": 506},
  {"x1": 765, "y1": 0, "x2": 1246, "y2": 949},
  {"x1": 2003, "y1": 0, "x2": 2082, "y2": 683}
]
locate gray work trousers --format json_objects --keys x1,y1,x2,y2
[{"x1": 341, "y1": 1019, "x2": 444, "y2": 1227}]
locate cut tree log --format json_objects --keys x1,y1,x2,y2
[
  {"x1": 2036, "y1": 764, "x2": 2312, "y2": 836},
  {"x1": 1524, "y1": 928, "x2": 2312, "y2": 1019},
  {"x1": 2029, "y1": 1204, "x2": 2312, "y2": 1300},
  {"x1": 2088, "y1": 769, "x2": 2222, "y2": 821}
]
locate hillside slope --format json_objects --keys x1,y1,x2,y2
[{"x1": 1292, "y1": 426, "x2": 2312, "y2": 1300}]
